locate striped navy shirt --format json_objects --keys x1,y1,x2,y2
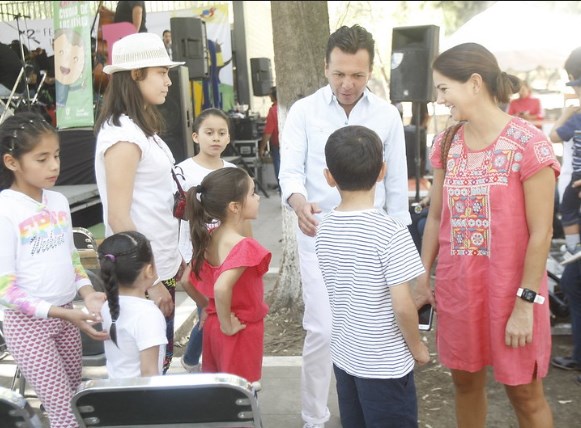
[{"x1": 315, "y1": 208, "x2": 425, "y2": 379}]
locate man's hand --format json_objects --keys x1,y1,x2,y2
[{"x1": 289, "y1": 194, "x2": 321, "y2": 237}]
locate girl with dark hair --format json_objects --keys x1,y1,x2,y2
[
  {"x1": 94, "y1": 32, "x2": 185, "y2": 373},
  {"x1": 184, "y1": 167, "x2": 271, "y2": 383},
  {"x1": 176, "y1": 107, "x2": 249, "y2": 373},
  {"x1": 98, "y1": 231, "x2": 167, "y2": 378},
  {"x1": 415, "y1": 42, "x2": 559, "y2": 427},
  {"x1": 0, "y1": 112, "x2": 107, "y2": 426}
]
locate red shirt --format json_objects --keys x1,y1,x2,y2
[
  {"x1": 264, "y1": 101, "x2": 279, "y2": 148},
  {"x1": 507, "y1": 96, "x2": 543, "y2": 128}
]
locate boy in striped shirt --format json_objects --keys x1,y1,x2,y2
[{"x1": 315, "y1": 125, "x2": 430, "y2": 427}]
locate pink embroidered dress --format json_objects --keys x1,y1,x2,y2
[{"x1": 430, "y1": 117, "x2": 560, "y2": 385}]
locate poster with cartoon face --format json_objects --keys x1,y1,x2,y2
[
  {"x1": 53, "y1": 1, "x2": 94, "y2": 128},
  {"x1": 54, "y1": 28, "x2": 85, "y2": 106}
]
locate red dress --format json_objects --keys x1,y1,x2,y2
[
  {"x1": 430, "y1": 117, "x2": 560, "y2": 385},
  {"x1": 189, "y1": 238, "x2": 271, "y2": 382}
]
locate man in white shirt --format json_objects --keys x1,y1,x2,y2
[{"x1": 278, "y1": 24, "x2": 410, "y2": 428}]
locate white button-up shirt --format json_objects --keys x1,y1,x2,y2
[{"x1": 279, "y1": 85, "x2": 411, "y2": 225}]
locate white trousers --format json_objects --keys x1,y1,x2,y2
[{"x1": 297, "y1": 228, "x2": 332, "y2": 425}]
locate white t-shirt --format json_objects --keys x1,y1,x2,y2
[
  {"x1": 95, "y1": 115, "x2": 182, "y2": 280},
  {"x1": 101, "y1": 295, "x2": 167, "y2": 379},
  {"x1": 175, "y1": 157, "x2": 236, "y2": 262},
  {"x1": 315, "y1": 208, "x2": 425, "y2": 379},
  {"x1": 0, "y1": 189, "x2": 91, "y2": 318}
]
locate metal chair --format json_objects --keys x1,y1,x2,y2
[
  {"x1": 72, "y1": 373, "x2": 263, "y2": 427},
  {"x1": 0, "y1": 386, "x2": 43, "y2": 428}
]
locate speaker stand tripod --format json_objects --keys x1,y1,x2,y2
[{"x1": 227, "y1": 143, "x2": 270, "y2": 198}]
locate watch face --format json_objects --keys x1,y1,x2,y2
[{"x1": 521, "y1": 288, "x2": 536, "y2": 302}]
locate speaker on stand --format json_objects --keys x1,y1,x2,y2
[
  {"x1": 390, "y1": 25, "x2": 439, "y2": 202},
  {"x1": 250, "y1": 57, "x2": 273, "y2": 97},
  {"x1": 171, "y1": 17, "x2": 209, "y2": 80},
  {"x1": 158, "y1": 66, "x2": 194, "y2": 164}
]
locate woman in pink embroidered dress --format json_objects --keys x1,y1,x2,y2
[{"x1": 414, "y1": 43, "x2": 559, "y2": 428}]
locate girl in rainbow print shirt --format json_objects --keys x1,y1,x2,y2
[{"x1": 0, "y1": 112, "x2": 108, "y2": 427}]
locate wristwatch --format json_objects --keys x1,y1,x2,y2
[{"x1": 516, "y1": 287, "x2": 545, "y2": 304}]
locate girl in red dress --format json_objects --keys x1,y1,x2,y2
[{"x1": 183, "y1": 167, "x2": 271, "y2": 382}]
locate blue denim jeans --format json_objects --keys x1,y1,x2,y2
[
  {"x1": 333, "y1": 364, "x2": 418, "y2": 428},
  {"x1": 270, "y1": 145, "x2": 280, "y2": 185},
  {"x1": 560, "y1": 261, "x2": 581, "y2": 363},
  {"x1": 182, "y1": 305, "x2": 203, "y2": 366}
]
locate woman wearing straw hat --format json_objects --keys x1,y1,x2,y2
[{"x1": 94, "y1": 32, "x2": 185, "y2": 374}]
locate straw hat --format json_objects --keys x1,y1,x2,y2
[{"x1": 103, "y1": 33, "x2": 184, "y2": 74}]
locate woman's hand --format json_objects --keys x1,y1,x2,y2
[
  {"x1": 505, "y1": 300, "x2": 534, "y2": 348},
  {"x1": 412, "y1": 272, "x2": 436, "y2": 310},
  {"x1": 148, "y1": 282, "x2": 174, "y2": 317}
]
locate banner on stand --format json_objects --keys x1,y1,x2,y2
[{"x1": 53, "y1": 1, "x2": 94, "y2": 129}]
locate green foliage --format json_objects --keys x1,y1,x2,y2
[{"x1": 427, "y1": 1, "x2": 495, "y2": 35}]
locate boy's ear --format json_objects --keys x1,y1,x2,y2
[
  {"x1": 376, "y1": 162, "x2": 387, "y2": 183},
  {"x1": 323, "y1": 168, "x2": 336, "y2": 187}
]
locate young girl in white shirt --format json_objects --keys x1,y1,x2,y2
[
  {"x1": 98, "y1": 231, "x2": 168, "y2": 378},
  {"x1": 0, "y1": 112, "x2": 107, "y2": 427}
]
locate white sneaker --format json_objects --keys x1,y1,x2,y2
[
  {"x1": 180, "y1": 357, "x2": 200, "y2": 373},
  {"x1": 303, "y1": 424, "x2": 324, "y2": 428},
  {"x1": 561, "y1": 246, "x2": 581, "y2": 265}
]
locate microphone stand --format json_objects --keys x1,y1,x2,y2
[
  {"x1": 413, "y1": 102, "x2": 421, "y2": 203},
  {"x1": 14, "y1": 13, "x2": 33, "y2": 109}
]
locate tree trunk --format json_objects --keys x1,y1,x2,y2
[{"x1": 266, "y1": 1, "x2": 329, "y2": 321}]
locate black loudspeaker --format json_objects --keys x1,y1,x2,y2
[
  {"x1": 390, "y1": 25, "x2": 439, "y2": 102},
  {"x1": 250, "y1": 57, "x2": 273, "y2": 97},
  {"x1": 171, "y1": 17, "x2": 209, "y2": 80},
  {"x1": 231, "y1": 117, "x2": 257, "y2": 140},
  {"x1": 158, "y1": 66, "x2": 194, "y2": 164}
]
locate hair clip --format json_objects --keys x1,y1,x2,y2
[{"x1": 104, "y1": 254, "x2": 116, "y2": 262}]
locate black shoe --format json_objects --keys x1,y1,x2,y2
[{"x1": 551, "y1": 356, "x2": 581, "y2": 371}]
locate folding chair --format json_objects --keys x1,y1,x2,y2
[
  {"x1": 73, "y1": 227, "x2": 106, "y2": 367},
  {"x1": 71, "y1": 373, "x2": 263, "y2": 427},
  {"x1": 0, "y1": 386, "x2": 43, "y2": 428}
]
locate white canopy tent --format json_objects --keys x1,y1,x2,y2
[{"x1": 443, "y1": 1, "x2": 581, "y2": 73}]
